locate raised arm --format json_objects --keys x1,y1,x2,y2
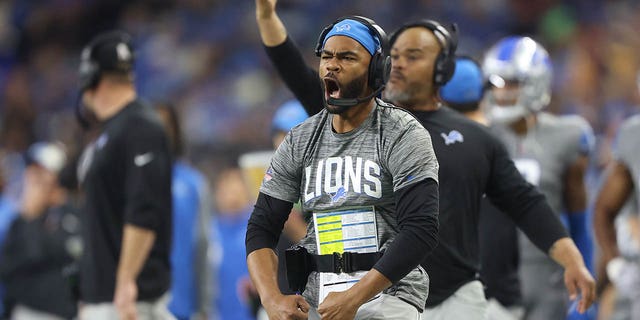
[
  {"x1": 255, "y1": 0, "x2": 324, "y2": 114},
  {"x1": 255, "y1": 0, "x2": 287, "y2": 46}
]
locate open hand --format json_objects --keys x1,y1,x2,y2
[{"x1": 564, "y1": 264, "x2": 596, "y2": 314}]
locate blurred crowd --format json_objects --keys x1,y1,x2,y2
[
  {"x1": 0, "y1": 0, "x2": 639, "y2": 319},
  {"x1": 0, "y1": 0, "x2": 639, "y2": 178}
]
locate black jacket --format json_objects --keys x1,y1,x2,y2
[{"x1": 0, "y1": 203, "x2": 80, "y2": 319}]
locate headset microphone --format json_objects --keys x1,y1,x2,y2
[{"x1": 326, "y1": 85, "x2": 385, "y2": 108}]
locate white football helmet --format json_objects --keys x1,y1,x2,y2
[{"x1": 482, "y1": 36, "x2": 552, "y2": 124}]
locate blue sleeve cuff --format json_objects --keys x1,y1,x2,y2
[{"x1": 565, "y1": 211, "x2": 594, "y2": 273}]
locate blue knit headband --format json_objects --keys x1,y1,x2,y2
[{"x1": 323, "y1": 19, "x2": 380, "y2": 56}]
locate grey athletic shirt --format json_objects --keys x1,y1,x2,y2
[
  {"x1": 615, "y1": 114, "x2": 640, "y2": 210},
  {"x1": 260, "y1": 98, "x2": 439, "y2": 309},
  {"x1": 492, "y1": 112, "x2": 594, "y2": 262}
]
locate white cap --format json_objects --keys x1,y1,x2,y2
[{"x1": 26, "y1": 142, "x2": 67, "y2": 174}]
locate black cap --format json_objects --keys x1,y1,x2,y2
[{"x1": 78, "y1": 30, "x2": 135, "y2": 91}]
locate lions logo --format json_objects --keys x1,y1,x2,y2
[
  {"x1": 441, "y1": 130, "x2": 464, "y2": 145},
  {"x1": 330, "y1": 186, "x2": 347, "y2": 203}
]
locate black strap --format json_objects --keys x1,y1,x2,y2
[{"x1": 311, "y1": 251, "x2": 383, "y2": 273}]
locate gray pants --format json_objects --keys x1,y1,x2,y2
[
  {"x1": 79, "y1": 294, "x2": 175, "y2": 320},
  {"x1": 308, "y1": 294, "x2": 420, "y2": 320},
  {"x1": 486, "y1": 298, "x2": 524, "y2": 320},
  {"x1": 11, "y1": 305, "x2": 66, "y2": 320},
  {"x1": 421, "y1": 280, "x2": 488, "y2": 320}
]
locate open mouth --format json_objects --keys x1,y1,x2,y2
[{"x1": 323, "y1": 77, "x2": 341, "y2": 99}]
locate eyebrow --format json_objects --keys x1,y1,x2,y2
[
  {"x1": 391, "y1": 48, "x2": 424, "y2": 54},
  {"x1": 321, "y1": 50, "x2": 360, "y2": 58}
]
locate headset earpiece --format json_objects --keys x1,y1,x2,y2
[{"x1": 369, "y1": 53, "x2": 391, "y2": 90}]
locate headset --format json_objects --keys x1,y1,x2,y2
[
  {"x1": 315, "y1": 15, "x2": 391, "y2": 96},
  {"x1": 389, "y1": 19, "x2": 458, "y2": 87},
  {"x1": 78, "y1": 30, "x2": 135, "y2": 91}
]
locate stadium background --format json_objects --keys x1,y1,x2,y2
[
  {"x1": 0, "y1": 0, "x2": 639, "y2": 317},
  {"x1": 0, "y1": 0, "x2": 638, "y2": 186}
]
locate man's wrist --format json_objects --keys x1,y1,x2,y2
[
  {"x1": 340, "y1": 268, "x2": 392, "y2": 308},
  {"x1": 116, "y1": 272, "x2": 136, "y2": 284},
  {"x1": 344, "y1": 287, "x2": 369, "y2": 308},
  {"x1": 260, "y1": 291, "x2": 285, "y2": 308},
  {"x1": 550, "y1": 237, "x2": 585, "y2": 269}
]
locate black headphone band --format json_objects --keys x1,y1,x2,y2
[
  {"x1": 314, "y1": 15, "x2": 388, "y2": 57},
  {"x1": 389, "y1": 19, "x2": 457, "y2": 55}
]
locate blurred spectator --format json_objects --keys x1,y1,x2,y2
[
  {"x1": 156, "y1": 102, "x2": 214, "y2": 320},
  {"x1": 0, "y1": 0, "x2": 635, "y2": 178},
  {"x1": 0, "y1": 142, "x2": 81, "y2": 320},
  {"x1": 211, "y1": 167, "x2": 255, "y2": 320},
  {"x1": 0, "y1": 155, "x2": 17, "y2": 319}
]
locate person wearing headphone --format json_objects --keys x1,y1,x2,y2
[
  {"x1": 76, "y1": 31, "x2": 174, "y2": 320},
  {"x1": 254, "y1": 1, "x2": 595, "y2": 319},
  {"x1": 245, "y1": 15, "x2": 441, "y2": 320}
]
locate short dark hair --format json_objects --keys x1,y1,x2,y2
[{"x1": 446, "y1": 101, "x2": 480, "y2": 113}]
